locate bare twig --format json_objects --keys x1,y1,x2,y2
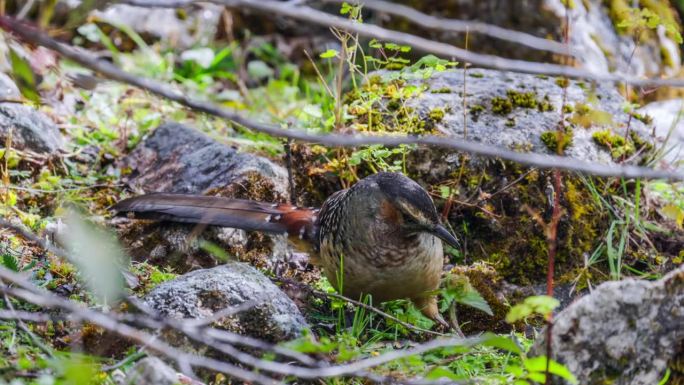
[
  {"x1": 0, "y1": 280, "x2": 281, "y2": 385},
  {"x1": 0, "y1": 267, "x2": 478, "y2": 384},
  {"x1": 320, "y1": 0, "x2": 574, "y2": 57},
  {"x1": 0, "y1": 16, "x2": 681, "y2": 181},
  {"x1": 117, "y1": 0, "x2": 684, "y2": 88}
]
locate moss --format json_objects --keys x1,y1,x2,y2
[
  {"x1": 491, "y1": 90, "x2": 550, "y2": 115},
  {"x1": 629, "y1": 130, "x2": 654, "y2": 153},
  {"x1": 592, "y1": 129, "x2": 636, "y2": 159},
  {"x1": 469, "y1": 72, "x2": 484, "y2": 78},
  {"x1": 541, "y1": 128, "x2": 574, "y2": 153},
  {"x1": 469, "y1": 104, "x2": 486, "y2": 122},
  {"x1": 632, "y1": 111, "x2": 654, "y2": 125},
  {"x1": 469, "y1": 104, "x2": 485, "y2": 114},
  {"x1": 538, "y1": 95, "x2": 554, "y2": 112},
  {"x1": 449, "y1": 263, "x2": 530, "y2": 334},
  {"x1": 505, "y1": 118, "x2": 516, "y2": 127},
  {"x1": 555, "y1": 77, "x2": 570, "y2": 88},
  {"x1": 430, "y1": 87, "x2": 452, "y2": 94},
  {"x1": 506, "y1": 90, "x2": 538, "y2": 109},
  {"x1": 562, "y1": 104, "x2": 575, "y2": 114},
  {"x1": 535, "y1": 74, "x2": 549, "y2": 80},
  {"x1": 491, "y1": 96, "x2": 513, "y2": 115},
  {"x1": 429, "y1": 107, "x2": 446, "y2": 122}
]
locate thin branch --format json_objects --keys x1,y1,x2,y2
[
  {"x1": 320, "y1": 0, "x2": 575, "y2": 57},
  {"x1": 1, "y1": 16, "x2": 681, "y2": 181},
  {"x1": 0, "y1": 281, "x2": 282, "y2": 385},
  {"x1": 118, "y1": 0, "x2": 684, "y2": 88},
  {"x1": 0, "y1": 268, "x2": 478, "y2": 383}
]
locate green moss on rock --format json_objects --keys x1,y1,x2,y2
[
  {"x1": 541, "y1": 128, "x2": 574, "y2": 153},
  {"x1": 593, "y1": 129, "x2": 636, "y2": 159}
]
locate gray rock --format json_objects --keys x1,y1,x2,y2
[
  {"x1": 121, "y1": 122, "x2": 288, "y2": 197},
  {"x1": 144, "y1": 262, "x2": 308, "y2": 342},
  {"x1": 531, "y1": 265, "x2": 684, "y2": 385},
  {"x1": 0, "y1": 103, "x2": 64, "y2": 153},
  {"x1": 638, "y1": 99, "x2": 684, "y2": 169},
  {"x1": 391, "y1": 68, "x2": 652, "y2": 164},
  {"x1": 117, "y1": 122, "x2": 291, "y2": 269},
  {"x1": 124, "y1": 357, "x2": 178, "y2": 385}
]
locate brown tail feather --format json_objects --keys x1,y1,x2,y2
[{"x1": 112, "y1": 193, "x2": 319, "y2": 239}]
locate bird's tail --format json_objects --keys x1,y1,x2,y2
[{"x1": 112, "y1": 193, "x2": 318, "y2": 239}]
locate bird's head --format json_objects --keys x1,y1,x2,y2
[{"x1": 371, "y1": 172, "x2": 460, "y2": 249}]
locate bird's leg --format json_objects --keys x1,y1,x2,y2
[
  {"x1": 413, "y1": 296, "x2": 465, "y2": 337},
  {"x1": 413, "y1": 296, "x2": 448, "y2": 329}
]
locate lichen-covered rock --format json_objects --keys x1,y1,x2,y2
[
  {"x1": 393, "y1": 68, "x2": 652, "y2": 164},
  {"x1": 116, "y1": 122, "x2": 290, "y2": 270},
  {"x1": 144, "y1": 262, "x2": 308, "y2": 342},
  {"x1": 0, "y1": 103, "x2": 64, "y2": 153},
  {"x1": 531, "y1": 265, "x2": 684, "y2": 385}
]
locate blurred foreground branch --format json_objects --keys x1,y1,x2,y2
[
  {"x1": 122, "y1": 0, "x2": 574, "y2": 57},
  {"x1": 0, "y1": 219, "x2": 483, "y2": 384},
  {"x1": 120, "y1": 0, "x2": 684, "y2": 88},
  {"x1": 0, "y1": 16, "x2": 680, "y2": 181}
]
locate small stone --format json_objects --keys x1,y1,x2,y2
[
  {"x1": 144, "y1": 262, "x2": 309, "y2": 342},
  {"x1": 0, "y1": 103, "x2": 64, "y2": 153}
]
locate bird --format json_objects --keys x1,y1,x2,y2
[{"x1": 112, "y1": 172, "x2": 460, "y2": 327}]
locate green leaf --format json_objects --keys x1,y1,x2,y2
[
  {"x1": 524, "y1": 356, "x2": 578, "y2": 384},
  {"x1": 506, "y1": 295, "x2": 559, "y2": 323},
  {"x1": 439, "y1": 185, "x2": 451, "y2": 199},
  {"x1": 320, "y1": 49, "x2": 339, "y2": 59},
  {"x1": 9, "y1": 48, "x2": 40, "y2": 104},
  {"x1": 426, "y1": 367, "x2": 461, "y2": 381},
  {"x1": 458, "y1": 290, "x2": 493, "y2": 316},
  {"x1": 480, "y1": 333, "x2": 523, "y2": 355},
  {"x1": 59, "y1": 208, "x2": 128, "y2": 304},
  {"x1": 2, "y1": 254, "x2": 20, "y2": 272},
  {"x1": 340, "y1": 2, "x2": 352, "y2": 14},
  {"x1": 442, "y1": 273, "x2": 492, "y2": 315}
]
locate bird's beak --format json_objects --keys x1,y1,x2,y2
[{"x1": 432, "y1": 224, "x2": 460, "y2": 249}]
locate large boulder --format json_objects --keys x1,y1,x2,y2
[
  {"x1": 144, "y1": 262, "x2": 309, "y2": 342},
  {"x1": 116, "y1": 122, "x2": 291, "y2": 271},
  {"x1": 390, "y1": 68, "x2": 652, "y2": 164},
  {"x1": 531, "y1": 265, "x2": 684, "y2": 385}
]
